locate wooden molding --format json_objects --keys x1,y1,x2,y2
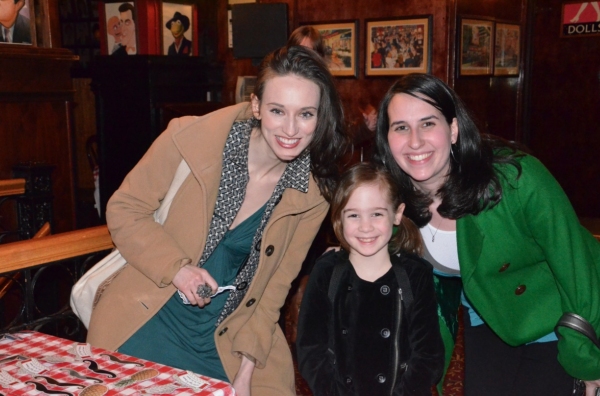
[
  {"x1": 0, "y1": 226, "x2": 114, "y2": 273},
  {"x1": 0, "y1": 179, "x2": 26, "y2": 197}
]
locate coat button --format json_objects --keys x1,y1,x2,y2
[
  {"x1": 515, "y1": 285, "x2": 526, "y2": 295},
  {"x1": 265, "y1": 245, "x2": 274, "y2": 256},
  {"x1": 246, "y1": 298, "x2": 256, "y2": 307},
  {"x1": 345, "y1": 376, "x2": 352, "y2": 384},
  {"x1": 347, "y1": 285, "x2": 353, "y2": 291},
  {"x1": 342, "y1": 329, "x2": 348, "y2": 335},
  {"x1": 237, "y1": 281, "x2": 248, "y2": 290},
  {"x1": 218, "y1": 327, "x2": 228, "y2": 336},
  {"x1": 377, "y1": 374, "x2": 386, "y2": 383},
  {"x1": 499, "y1": 263, "x2": 510, "y2": 272},
  {"x1": 254, "y1": 240, "x2": 261, "y2": 251},
  {"x1": 380, "y1": 285, "x2": 390, "y2": 295},
  {"x1": 380, "y1": 328, "x2": 391, "y2": 338}
]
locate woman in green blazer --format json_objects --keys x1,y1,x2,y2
[{"x1": 374, "y1": 73, "x2": 600, "y2": 395}]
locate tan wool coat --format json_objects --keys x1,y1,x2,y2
[{"x1": 86, "y1": 103, "x2": 329, "y2": 395}]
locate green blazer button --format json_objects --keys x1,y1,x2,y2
[{"x1": 515, "y1": 285, "x2": 526, "y2": 295}]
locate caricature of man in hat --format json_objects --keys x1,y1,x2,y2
[{"x1": 166, "y1": 11, "x2": 191, "y2": 56}]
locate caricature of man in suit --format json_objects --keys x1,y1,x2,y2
[
  {"x1": 165, "y1": 11, "x2": 191, "y2": 56},
  {"x1": 0, "y1": 0, "x2": 32, "y2": 44}
]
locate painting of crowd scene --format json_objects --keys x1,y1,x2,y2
[
  {"x1": 365, "y1": 17, "x2": 431, "y2": 76},
  {"x1": 494, "y1": 23, "x2": 520, "y2": 75},
  {"x1": 313, "y1": 21, "x2": 358, "y2": 77},
  {"x1": 459, "y1": 19, "x2": 494, "y2": 75}
]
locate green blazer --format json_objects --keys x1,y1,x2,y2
[{"x1": 456, "y1": 154, "x2": 600, "y2": 380}]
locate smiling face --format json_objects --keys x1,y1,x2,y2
[
  {"x1": 251, "y1": 74, "x2": 320, "y2": 163},
  {"x1": 387, "y1": 93, "x2": 458, "y2": 194},
  {"x1": 119, "y1": 9, "x2": 135, "y2": 48},
  {"x1": 170, "y1": 19, "x2": 184, "y2": 39},
  {"x1": 342, "y1": 182, "x2": 404, "y2": 260},
  {"x1": 107, "y1": 16, "x2": 122, "y2": 42}
]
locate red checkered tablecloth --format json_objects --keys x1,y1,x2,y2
[{"x1": 0, "y1": 331, "x2": 236, "y2": 396}]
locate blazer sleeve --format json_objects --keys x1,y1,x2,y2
[
  {"x1": 396, "y1": 260, "x2": 445, "y2": 395},
  {"x1": 296, "y1": 253, "x2": 336, "y2": 396},
  {"x1": 230, "y1": 198, "x2": 330, "y2": 369},
  {"x1": 517, "y1": 156, "x2": 600, "y2": 380},
  {"x1": 106, "y1": 117, "x2": 199, "y2": 287}
]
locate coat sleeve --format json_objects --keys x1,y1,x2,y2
[
  {"x1": 230, "y1": 198, "x2": 330, "y2": 369},
  {"x1": 295, "y1": 253, "x2": 336, "y2": 396},
  {"x1": 516, "y1": 156, "x2": 600, "y2": 380},
  {"x1": 106, "y1": 117, "x2": 199, "y2": 287},
  {"x1": 396, "y1": 262, "x2": 445, "y2": 395}
]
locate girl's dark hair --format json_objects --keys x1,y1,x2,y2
[
  {"x1": 331, "y1": 162, "x2": 423, "y2": 256},
  {"x1": 287, "y1": 26, "x2": 327, "y2": 58},
  {"x1": 254, "y1": 46, "x2": 348, "y2": 202},
  {"x1": 374, "y1": 73, "x2": 522, "y2": 227}
]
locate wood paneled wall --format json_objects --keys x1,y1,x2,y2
[
  {"x1": 216, "y1": 0, "x2": 452, "y2": 129},
  {"x1": 0, "y1": 47, "x2": 78, "y2": 233}
]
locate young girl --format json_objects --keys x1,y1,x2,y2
[{"x1": 296, "y1": 162, "x2": 444, "y2": 396}]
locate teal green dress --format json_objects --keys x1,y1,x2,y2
[{"x1": 119, "y1": 204, "x2": 266, "y2": 381}]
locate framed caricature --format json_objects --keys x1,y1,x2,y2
[
  {"x1": 365, "y1": 16, "x2": 432, "y2": 76},
  {"x1": 104, "y1": 1, "x2": 137, "y2": 55},
  {"x1": 303, "y1": 21, "x2": 358, "y2": 77},
  {"x1": 494, "y1": 23, "x2": 520, "y2": 76},
  {"x1": 0, "y1": 0, "x2": 36, "y2": 46},
  {"x1": 161, "y1": 1, "x2": 194, "y2": 56},
  {"x1": 459, "y1": 18, "x2": 494, "y2": 76}
]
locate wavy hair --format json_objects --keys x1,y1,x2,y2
[
  {"x1": 331, "y1": 162, "x2": 423, "y2": 256},
  {"x1": 254, "y1": 46, "x2": 348, "y2": 202},
  {"x1": 373, "y1": 74, "x2": 522, "y2": 227}
]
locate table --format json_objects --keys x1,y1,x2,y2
[{"x1": 0, "y1": 331, "x2": 235, "y2": 395}]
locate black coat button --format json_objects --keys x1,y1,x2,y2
[
  {"x1": 377, "y1": 374, "x2": 386, "y2": 383},
  {"x1": 254, "y1": 240, "x2": 261, "y2": 251},
  {"x1": 265, "y1": 245, "x2": 274, "y2": 256},
  {"x1": 237, "y1": 281, "x2": 248, "y2": 290},
  {"x1": 246, "y1": 298, "x2": 256, "y2": 307},
  {"x1": 347, "y1": 285, "x2": 353, "y2": 291},
  {"x1": 515, "y1": 285, "x2": 526, "y2": 295},
  {"x1": 218, "y1": 327, "x2": 228, "y2": 336},
  {"x1": 499, "y1": 263, "x2": 510, "y2": 272},
  {"x1": 380, "y1": 285, "x2": 390, "y2": 295},
  {"x1": 345, "y1": 376, "x2": 352, "y2": 384},
  {"x1": 342, "y1": 329, "x2": 348, "y2": 335},
  {"x1": 381, "y1": 328, "x2": 391, "y2": 338}
]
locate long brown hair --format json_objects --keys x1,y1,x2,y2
[{"x1": 330, "y1": 162, "x2": 423, "y2": 256}]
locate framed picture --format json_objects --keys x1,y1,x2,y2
[
  {"x1": 0, "y1": 0, "x2": 36, "y2": 45},
  {"x1": 561, "y1": 1, "x2": 600, "y2": 38},
  {"x1": 365, "y1": 16, "x2": 432, "y2": 76},
  {"x1": 459, "y1": 18, "x2": 494, "y2": 76},
  {"x1": 104, "y1": 1, "x2": 137, "y2": 55},
  {"x1": 161, "y1": 1, "x2": 195, "y2": 56},
  {"x1": 494, "y1": 23, "x2": 520, "y2": 76},
  {"x1": 302, "y1": 21, "x2": 358, "y2": 77}
]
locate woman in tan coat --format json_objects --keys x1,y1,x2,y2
[{"x1": 86, "y1": 46, "x2": 347, "y2": 396}]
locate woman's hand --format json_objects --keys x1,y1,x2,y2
[
  {"x1": 232, "y1": 355, "x2": 255, "y2": 396},
  {"x1": 172, "y1": 265, "x2": 218, "y2": 307},
  {"x1": 584, "y1": 379, "x2": 600, "y2": 396}
]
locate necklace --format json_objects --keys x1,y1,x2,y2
[{"x1": 427, "y1": 217, "x2": 445, "y2": 242}]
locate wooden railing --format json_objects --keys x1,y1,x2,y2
[
  {"x1": 0, "y1": 179, "x2": 26, "y2": 197},
  {"x1": 0, "y1": 225, "x2": 114, "y2": 340}
]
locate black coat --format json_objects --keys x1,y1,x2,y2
[{"x1": 296, "y1": 250, "x2": 444, "y2": 396}]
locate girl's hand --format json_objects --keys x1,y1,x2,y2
[
  {"x1": 172, "y1": 265, "x2": 218, "y2": 307},
  {"x1": 232, "y1": 356, "x2": 255, "y2": 396},
  {"x1": 584, "y1": 379, "x2": 600, "y2": 396}
]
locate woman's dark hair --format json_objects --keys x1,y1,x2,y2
[
  {"x1": 254, "y1": 46, "x2": 348, "y2": 202},
  {"x1": 331, "y1": 162, "x2": 423, "y2": 256},
  {"x1": 287, "y1": 26, "x2": 327, "y2": 58},
  {"x1": 373, "y1": 73, "x2": 522, "y2": 227}
]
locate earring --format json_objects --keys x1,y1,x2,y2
[{"x1": 450, "y1": 144, "x2": 457, "y2": 162}]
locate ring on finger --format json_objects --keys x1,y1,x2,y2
[{"x1": 196, "y1": 284, "x2": 213, "y2": 299}]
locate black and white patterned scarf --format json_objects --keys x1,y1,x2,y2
[{"x1": 195, "y1": 118, "x2": 311, "y2": 325}]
